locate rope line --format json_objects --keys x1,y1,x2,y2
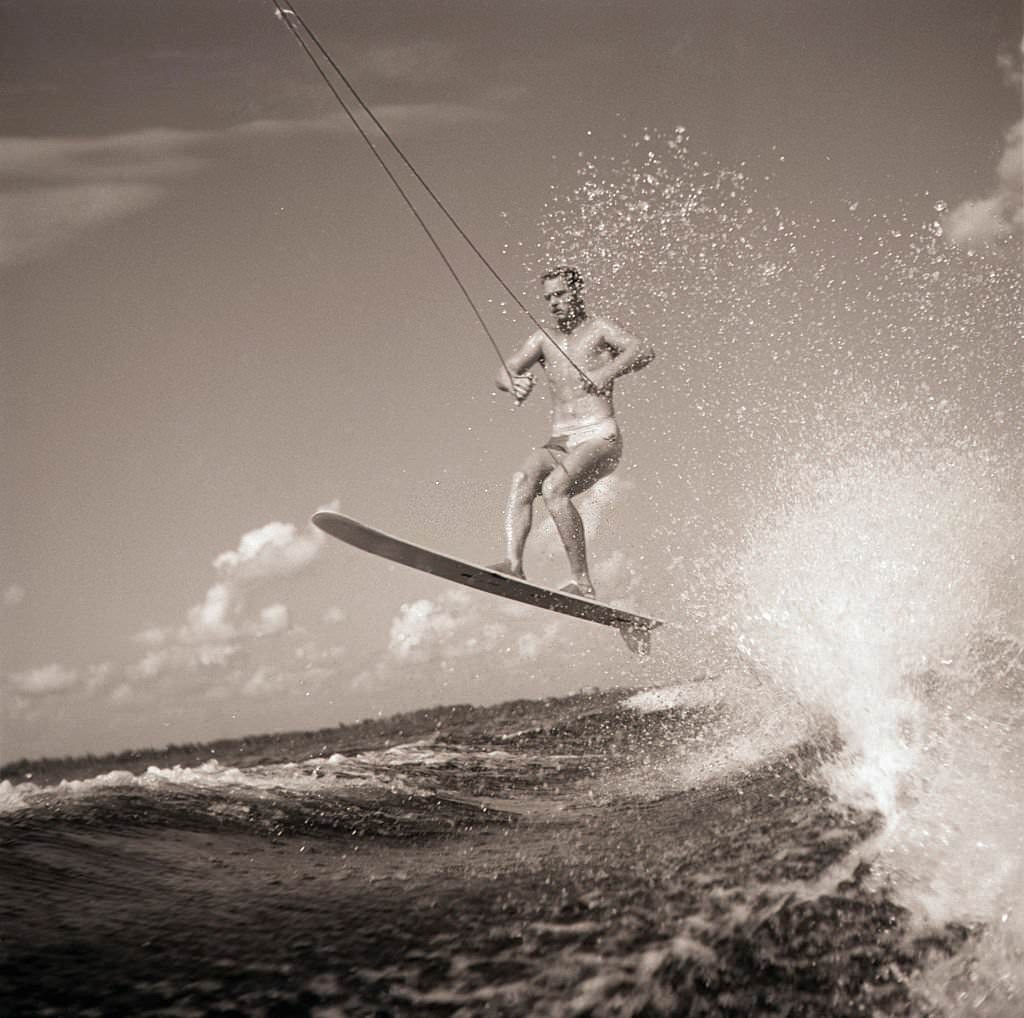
[
  {"x1": 272, "y1": 1, "x2": 512, "y2": 382},
  {"x1": 270, "y1": 1, "x2": 595, "y2": 389}
]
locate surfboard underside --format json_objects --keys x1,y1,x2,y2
[{"x1": 312, "y1": 511, "x2": 662, "y2": 644}]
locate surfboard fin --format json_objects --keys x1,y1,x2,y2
[{"x1": 619, "y1": 624, "x2": 652, "y2": 656}]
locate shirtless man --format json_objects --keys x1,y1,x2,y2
[{"x1": 493, "y1": 267, "x2": 655, "y2": 598}]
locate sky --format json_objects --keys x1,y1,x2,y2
[{"x1": 2, "y1": 0, "x2": 1021, "y2": 764}]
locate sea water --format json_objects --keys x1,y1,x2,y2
[{"x1": 537, "y1": 127, "x2": 1023, "y2": 1012}]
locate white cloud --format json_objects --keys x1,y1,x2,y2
[
  {"x1": 386, "y1": 586, "x2": 541, "y2": 665},
  {"x1": 388, "y1": 596, "x2": 466, "y2": 660},
  {"x1": 256, "y1": 602, "x2": 290, "y2": 636},
  {"x1": 0, "y1": 101, "x2": 494, "y2": 271},
  {"x1": 0, "y1": 129, "x2": 205, "y2": 268},
  {"x1": 123, "y1": 512, "x2": 330, "y2": 692},
  {"x1": 168, "y1": 514, "x2": 330, "y2": 648},
  {"x1": 183, "y1": 581, "x2": 238, "y2": 643},
  {"x1": 134, "y1": 626, "x2": 170, "y2": 647},
  {"x1": 3, "y1": 584, "x2": 25, "y2": 606},
  {"x1": 241, "y1": 667, "x2": 278, "y2": 698},
  {"x1": 129, "y1": 639, "x2": 242, "y2": 683},
  {"x1": 6, "y1": 501, "x2": 379, "y2": 745},
  {"x1": 997, "y1": 39, "x2": 1024, "y2": 89},
  {"x1": 132, "y1": 650, "x2": 169, "y2": 681},
  {"x1": 0, "y1": 129, "x2": 204, "y2": 182},
  {"x1": 944, "y1": 39, "x2": 1024, "y2": 248},
  {"x1": 213, "y1": 519, "x2": 326, "y2": 582},
  {"x1": 944, "y1": 118, "x2": 1023, "y2": 247},
  {"x1": 8, "y1": 663, "x2": 80, "y2": 697},
  {"x1": 84, "y1": 662, "x2": 118, "y2": 694},
  {"x1": 109, "y1": 683, "x2": 135, "y2": 705},
  {"x1": 295, "y1": 640, "x2": 346, "y2": 666}
]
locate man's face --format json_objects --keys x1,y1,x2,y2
[{"x1": 543, "y1": 276, "x2": 581, "y2": 325}]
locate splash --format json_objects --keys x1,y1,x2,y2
[
  {"x1": 730, "y1": 397, "x2": 1024, "y2": 1013},
  {"x1": 536, "y1": 127, "x2": 1023, "y2": 1013},
  {"x1": 731, "y1": 398, "x2": 1020, "y2": 808},
  {"x1": 534, "y1": 127, "x2": 1020, "y2": 434}
]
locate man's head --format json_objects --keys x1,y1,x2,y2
[{"x1": 541, "y1": 267, "x2": 585, "y2": 331}]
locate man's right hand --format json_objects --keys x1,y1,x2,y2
[{"x1": 509, "y1": 372, "x2": 535, "y2": 403}]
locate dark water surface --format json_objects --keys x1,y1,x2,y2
[{"x1": 1, "y1": 686, "x2": 975, "y2": 1017}]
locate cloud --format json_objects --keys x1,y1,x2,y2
[
  {"x1": 0, "y1": 130, "x2": 205, "y2": 182},
  {"x1": 213, "y1": 519, "x2": 326, "y2": 582},
  {"x1": 0, "y1": 129, "x2": 205, "y2": 268},
  {"x1": 0, "y1": 95, "x2": 495, "y2": 271},
  {"x1": 3, "y1": 584, "x2": 25, "y2": 607},
  {"x1": 944, "y1": 39, "x2": 1023, "y2": 248},
  {"x1": 141, "y1": 512, "x2": 331, "y2": 651},
  {"x1": 997, "y1": 39, "x2": 1024, "y2": 89},
  {"x1": 6, "y1": 505, "x2": 348, "y2": 754},
  {"x1": 241, "y1": 667, "x2": 279, "y2": 698},
  {"x1": 385, "y1": 582, "x2": 554, "y2": 666},
  {"x1": 384, "y1": 586, "x2": 546, "y2": 668},
  {"x1": 295, "y1": 640, "x2": 346, "y2": 666},
  {"x1": 125, "y1": 518, "x2": 321, "y2": 680},
  {"x1": 84, "y1": 662, "x2": 117, "y2": 694},
  {"x1": 134, "y1": 625, "x2": 170, "y2": 648},
  {"x1": 129, "y1": 639, "x2": 242, "y2": 683},
  {"x1": 3, "y1": 662, "x2": 117, "y2": 727},
  {"x1": 183, "y1": 581, "x2": 238, "y2": 643},
  {"x1": 8, "y1": 663, "x2": 80, "y2": 697},
  {"x1": 109, "y1": 683, "x2": 135, "y2": 706},
  {"x1": 944, "y1": 117, "x2": 1023, "y2": 247},
  {"x1": 256, "y1": 603, "x2": 291, "y2": 637},
  {"x1": 0, "y1": 120, "x2": 327, "y2": 269},
  {"x1": 123, "y1": 512, "x2": 331, "y2": 689},
  {"x1": 388, "y1": 594, "x2": 468, "y2": 660}
]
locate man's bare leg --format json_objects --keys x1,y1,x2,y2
[
  {"x1": 540, "y1": 439, "x2": 621, "y2": 598},
  {"x1": 503, "y1": 476, "x2": 533, "y2": 577},
  {"x1": 495, "y1": 451, "x2": 550, "y2": 578},
  {"x1": 545, "y1": 493, "x2": 594, "y2": 596}
]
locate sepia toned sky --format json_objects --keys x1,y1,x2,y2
[{"x1": 2, "y1": 0, "x2": 1021, "y2": 762}]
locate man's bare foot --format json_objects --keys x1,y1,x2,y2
[
  {"x1": 488, "y1": 560, "x2": 525, "y2": 579},
  {"x1": 559, "y1": 580, "x2": 596, "y2": 599}
]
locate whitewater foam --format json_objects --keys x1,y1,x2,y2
[{"x1": 0, "y1": 740, "x2": 498, "y2": 815}]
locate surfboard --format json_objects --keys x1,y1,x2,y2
[{"x1": 312, "y1": 510, "x2": 663, "y2": 654}]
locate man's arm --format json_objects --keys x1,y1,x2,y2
[
  {"x1": 495, "y1": 331, "x2": 544, "y2": 401},
  {"x1": 590, "y1": 319, "x2": 655, "y2": 391}
]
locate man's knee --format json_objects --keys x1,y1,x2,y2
[
  {"x1": 540, "y1": 473, "x2": 570, "y2": 505},
  {"x1": 511, "y1": 470, "x2": 541, "y2": 502}
]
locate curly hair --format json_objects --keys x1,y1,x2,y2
[{"x1": 540, "y1": 266, "x2": 584, "y2": 295}]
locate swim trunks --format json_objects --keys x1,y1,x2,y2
[{"x1": 543, "y1": 418, "x2": 621, "y2": 454}]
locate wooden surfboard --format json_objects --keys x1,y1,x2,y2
[{"x1": 312, "y1": 511, "x2": 663, "y2": 653}]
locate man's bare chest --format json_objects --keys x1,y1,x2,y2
[{"x1": 542, "y1": 323, "x2": 611, "y2": 374}]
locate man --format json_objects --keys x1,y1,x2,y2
[{"x1": 492, "y1": 267, "x2": 654, "y2": 598}]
